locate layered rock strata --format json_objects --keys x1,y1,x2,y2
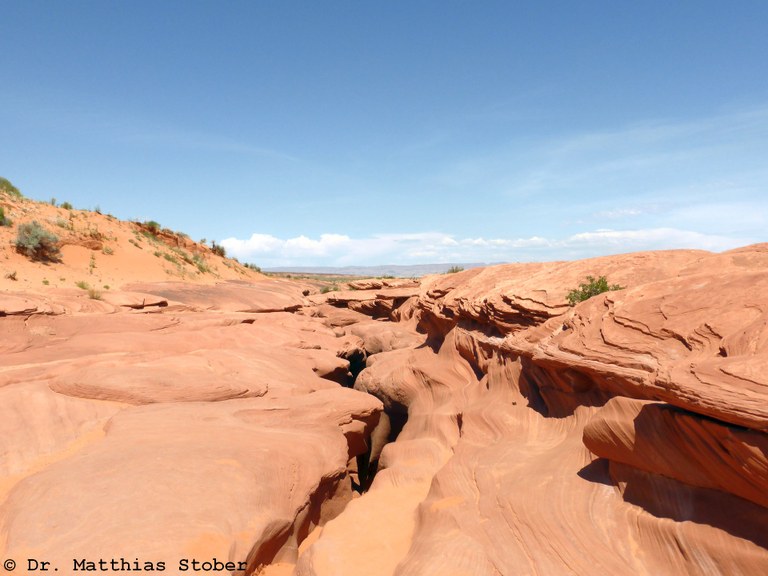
[
  {"x1": 298, "y1": 245, "x2": 768, "y2": 576},
  {"x1": 2, "y1": 244, "x2": 767, "y2": 576}
]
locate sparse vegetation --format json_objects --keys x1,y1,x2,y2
[
  {"x1": 142, "y1": 220, "x2": 161, "y2": 235},
  {"x1": 320, "y1": 285, "x2": 340, "y2": 294},
  {"x1": 0, "y1": 206, "x2": 11, "y2": 227},
  {"x1": 89, "y1": 253, "x2": 96, "y2": 274},
  {"x1": 0, "y1": 177, "x2": 22, "y2": 198},
  {"x1": 60, "y1": 201, "x2": 73, "y2": 210},
  {"x1": 15, "y1": 221, "x2": 61, "y2": 261},
  {"x1": 5, "y1": 271, "x2": 17, "y2": 281},
  {"x1": 192, "y1": 254, "x2": 210, "y2": 274},
  {"x1": 73, "y1": 281, "x2": 101, "y2": 299},
  {"x1": 446, "y1": 265, "x2": 464, "y2": 274},
  {"x1": 163, "y1": 252, "x2": 179, "y2": 265},
  {"x1": 244, "y1": 263, "x2": 261, "y2": 272},
  {"x1": 102, "y1": 246, "x2": 114, "y2": 255},
  {"x1": 566, "y1": 275, "x2": 624, "y2": 306},
  {"x1": 210, "y1": 241, "x2": 226, "y2": 257},
  {"x1": 85, "y1": 224, "x2": 104, "y2": 241},
  {"x1": 171, "y1": 247, "x2": 194, "y2": 265},
  {"x1": 42, "y1": 279, "x2": 50, "y2": 285}
]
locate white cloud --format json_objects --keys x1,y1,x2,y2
[
  {"x1": 593, "y1": 207, "x2": 646, "y2": 219},
  {"x1": 564, "y1": 228, "x2": 744, "y2": 252},
  {"x1": 220, "y1": 227, "x2": 753, "y2": 268}
]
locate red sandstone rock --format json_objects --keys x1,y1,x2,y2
[
  {"x1": 2, "y1": 226, "x2": 768, "y2": 576},
  {"x1": 584, "y1": 396, "x2": 768, "y2": 508}
]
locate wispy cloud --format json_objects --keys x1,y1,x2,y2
[
  {"x1": 221, "y1": 226, "x2": 751, "y2": 267},
  {"x1": 2, "y1": 93, "x2": 299, "y2": 162},
  {"x1": 592, "y1": 207, "x2": 648, "y2": 219},
  {"x1": 424, "y1": 104, "x2": 768, "y2": 223}
]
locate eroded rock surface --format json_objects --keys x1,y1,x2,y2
[
  {"x1": 297, "y1": 245, "x2": 768, "y2": 576},
  {"x1": 0, "y1": 280, "x2": 381, "y2": 573},
  {"x1": 3, "y1": 244, "x2": 768, "y2": 576}
]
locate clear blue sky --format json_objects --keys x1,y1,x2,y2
[{"x1": 2, "y1": 1, "x2": 767, "y2": 266}]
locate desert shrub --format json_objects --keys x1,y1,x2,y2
[
  {"x1": 0, "y1": 177, "x2": 22, "y2": 197},
  {"x1": 163, "y1": 252, "x2": 179, "y2": 264},
  {"x1": 566, "y1": 275, "x2": 623, "y2": 306},
  {"x1": 210, "y1": 241, "x2": 226, "y2": 257},
  {"x1": 15, "y1": 221, "x2": 61, "y2": 261},
  {"x1": 192, "y1": 254, "x2": 210, "y2": 274},
  {"x1": 244, "y1": 262, "x2": 261, "y2": 272},
  {"x1": 143, "y1": 220, "x2": 161, "y2": 233},
  {"x1": 60, "y1": 201, "x2": 73, "y2": 210},
  {"x1": 0, "y1": 206, "x2": 11, "y2": 226},
  {"x1": 446, "y1": 265, "x2": 464, "y2": 274},
  {"x1": 171, "y1": 247, "x2": 194, "y2": 265},
  {"x1": 75, "y1": 280, "x2": 89, "y2": 290}
]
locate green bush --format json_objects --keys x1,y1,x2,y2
[
  {"x1": 0, "y1": 206, "x2": 11, "y2": 226},
  {"x1": 210, "y1": 241, "x2": 226, "y2": 257},
  {"x1": 143, "y1": 220, "x2": 161, "y2": 234},
  {"x1": 60, "y1": 201, "x2": 73, "y2": 210},
  {"x1": 446, "y1": 265, "x2": 464, "y2": 274},
  {"x1": 0, "y1": 177, "x2": 22, "y2": 198},
  {"x1": 566, "y1": 275, "x2": 623, "y2": 306},
  {"x1": 192, "y1": 254, "x2": 210, "y2": 274},
  {"x1": 15, "y1": 221, "x2": 61, "y2": 261}
]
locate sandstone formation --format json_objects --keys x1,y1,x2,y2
[
  {"x1": 297, "y1": 245, "x2": 768, "y2": 576},
  {"x1": 1, "y1": 195, "x2": 766, "y2": 576}
]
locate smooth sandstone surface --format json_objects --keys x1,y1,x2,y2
[
  {"x1": 1, "y1": 195, "x2": 766, "y2": 576},
  {"x1": 299, "y1": 245, "x2": 768, "y2": 576},
  {"x1": 0, "y1": 264, "x2": 382, "y2": 572}
]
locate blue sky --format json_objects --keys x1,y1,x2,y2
[{"x1": 2, "y1": 1, "x2": 767, "y2": 266}]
